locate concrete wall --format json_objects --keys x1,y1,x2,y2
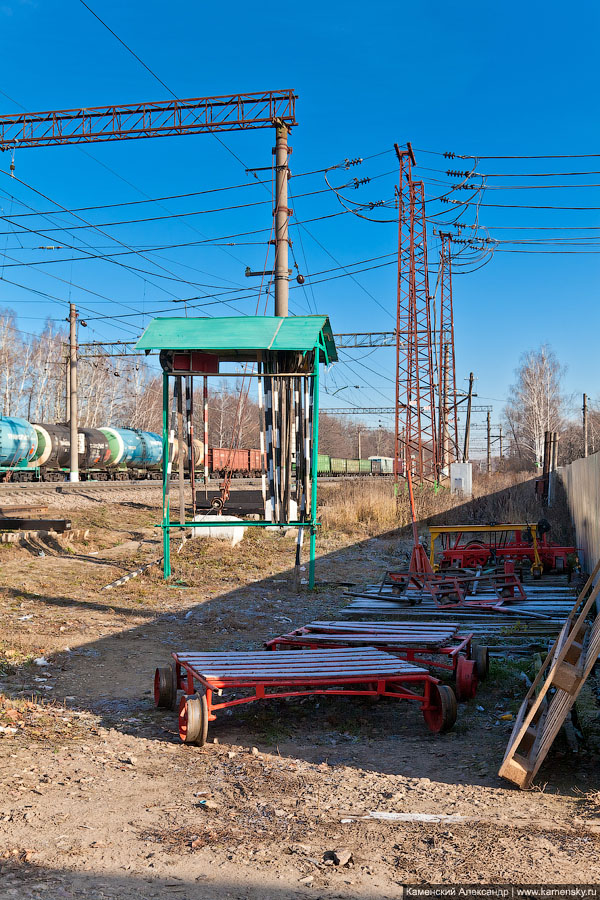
[{"x1": 560, "y1": 451, "x2": 600, "y2": 572}]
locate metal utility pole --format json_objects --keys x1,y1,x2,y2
[
  {"x1": 440, "y1": 342, "x2": 450, "y2": 475},
  {"x1": 438, "y1": 233, "x2": 458, "y2": 468},
  {"x1": 583, "y1": 393, "x2": 588, "y2": 458},
  {"x1": 463, "y1": 372, "x2": 474, "y2": 462},
  {"x1": 394, "y1": 142, "x2": 438, "y2": 486},
  {"x1": 64, "y1": 344, "x2": 71, "y2": 423},
  {"x1": 274, "y1": 119, "x2": 290, "y2": 317},
  {"x1": 486, "y1": 410, "x2": 491, "y2": 475},
  {"x1": 69, "y1": 303, "x2": 79, "y2": 482},
  {"x1": 358, "y1": 426, "x2": 362, "y2": 459},
  {"x1": 499, "y1": 425, "x2": 503, "y2": 460}
]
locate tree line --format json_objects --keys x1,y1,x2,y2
[
  {"x1": 503, "y1": 344, "x2": 598, "y2": 469},
  {"x1": 2, "y1": 310, "x2": 584, "y2": 467},
  {"x1": 0, "y1": 310, "x2": 394, "y2": 458}
]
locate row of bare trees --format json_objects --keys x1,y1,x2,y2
[
  {"x1": 503, "y1": 344, "x2": 599, "y2": 468},
  {"x1": 5, "y1": 311, "x2": 589, "y2": 467},
  {"x1": 0, "y1": 309, "x2": 395, "y2": 457}
]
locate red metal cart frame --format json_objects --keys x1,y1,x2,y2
[
  {"x1": 382, "y1": 567, "x2": 527, "y2": 609},
  {"x1": 154, "y1": 647, "x2": 457, "y2": 744},
  {"x1": 265, "y1": 620, "x2": 487, "y2": 701}
]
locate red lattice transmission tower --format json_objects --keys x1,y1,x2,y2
[
  {"x1": 438, "y1": 233, "x2": 459, "y2": 470},
  {"x1": 394, "y1": 143, "x2": 438, "y2": 485}
]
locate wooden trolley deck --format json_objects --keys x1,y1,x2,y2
[{"x1": 265, "y1": 621, "x2": 486, "y2": 700}]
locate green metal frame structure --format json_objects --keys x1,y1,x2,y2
[{"x1": 135, "y1": 316, "x2": 337, "y2": 586}]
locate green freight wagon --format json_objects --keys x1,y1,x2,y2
[
  {"x1": 317, "y1": 453, "x2": 331, "y2": 475},
  {"x1": 346, "y1": 458, "x2": 360, "y2": 475},
  {"x1": 358, "y1": 458, "x2": 371, "y2": 474},
  {"x1": 330, "y1": 457, "x2": 347, "y2": 475}
]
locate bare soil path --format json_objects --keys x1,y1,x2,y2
[{"x1": 0, "y1": 493, "x2": 598, "y2": 898}]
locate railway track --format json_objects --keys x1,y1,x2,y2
[{"x1": 0, "y1": 475, "x2": 351, "y2": 493}]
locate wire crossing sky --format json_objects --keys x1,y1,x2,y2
[{"x1": 0, "y1": 0, "x2": 599, "y2": 433}]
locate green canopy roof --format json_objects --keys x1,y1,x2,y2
[{"x1": 135, "y1": 315, "x2": 337, "y2": 363}]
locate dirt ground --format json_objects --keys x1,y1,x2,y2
[{"x1": 0, "y1": 484, "x2": 599, "y2": 899}]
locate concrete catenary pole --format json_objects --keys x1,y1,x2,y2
[
  {"x1": 463, "y1": 372, "x2": 474, "y2": 463},
  {"x1": 65, "y1": 344, "x2": 71, "y2": 423},
  {"x1": 274, "y1": 119, "x2": 290, "y2": 317},
  {"x1": 499, "y1": 425, "x2": 503, "y2": 460},
  {"x1": 69, "y1": 303, "x2": 79, "y2": 482},
  {"x1": 583, "y1": 393, "x2": 588, "y2": 458},
  {"x1": 486, "y1": 410, "x2": 491, "y2": 475}
]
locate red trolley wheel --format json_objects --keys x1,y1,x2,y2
[
  {"x1": 455, "y1": 656, "x2": 478, "y2": 701},
  {"x1": 178, "y1": 692, "x2": 208, "y2": 746},
  {"x1": 472, "y1": 644, "x2": 490, "y2": 681},
  {"x1": 154, "y1": 663, "x2": 177, "y2": 710},
  {"x1": 423, "y1": 684, "x2": 457, "y2": 733}
]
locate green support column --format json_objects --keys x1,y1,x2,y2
[
  {"x1": 162, "y1": 372, "x2": 171, "y2": 578},
  {"x1": 309, "y1": 350, "x2": 320, "y2": 589}
]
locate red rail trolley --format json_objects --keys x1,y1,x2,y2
[
  {"x1": 154, "y1": 647, "x2": 457, "y2": 744},
  {"x1": 265, "y1": 620, "x2": 487, "y2": 701}
]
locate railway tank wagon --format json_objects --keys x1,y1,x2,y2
[
  {"x1": 0, "y1": 415, "x2": 392, "y2": 481},
  {"x1": 0, "y1": 417, "x2": 38, "y2": 471},
  {"x1": 30, "y1": 424, "x2": 112, "y2": 475},
  {"x1": 99, "y1": 427, "x2": 163, "y2": 477}
]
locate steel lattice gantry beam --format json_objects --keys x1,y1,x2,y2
[
  {"x1": 324, "y1": 404, "x2": 492, "y2": 416},
  {"x1": 334, "y1": 332, "x2": 397, "y2": 348},
  {"x1": 78, "y1": 332, "x2": 398, "y2": 357},
  {"x1": 0, "y1": 90, "x2": 297, "y2": 149},
  {"x1": 323, "y1": 407, "x2": 396, "y2": 415}
]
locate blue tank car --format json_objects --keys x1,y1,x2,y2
[
  {"x1": 0, "y1": 416, "x2": 38, "y2": 467},
  {"x1": 100, "y1": 427, "x2": 162, "y2": 468}
]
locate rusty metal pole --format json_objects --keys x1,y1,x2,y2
[
  {"x1": 442, "y1": 343, "x2": 449, "y2": 474},
  {"x1": 274, "y1": 120, "x2": 290, "y2": 317},
  {"x1": 69, "y1": 303, "x2": 79, "y2": 482},
  {"x1": 583, "y1": 393, "x2": 588, "y2": 458},
  {"x1": 486, "y1": 411, "x2": 491, "y2": 475},
  {"x1": 463, "y1": 372, "x2": 474, "y2": 462}
]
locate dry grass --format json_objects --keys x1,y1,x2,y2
[{"x1": 318, "y1": 471, "x2": 574, "y2": 542}]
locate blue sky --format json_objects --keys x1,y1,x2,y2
[{"x1": 0, "y1": 0, "x2": 599, "y2": 451}]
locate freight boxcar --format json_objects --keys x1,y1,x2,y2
[
  {"x1": 369, "y1": 456, "x2": 394, "y2": 475},
  {"x1": 316, "y1": 454, "x2": 331, "y2": 475},
  {"x1": 330, "y1": 457, "x2": 347, "y2": 475},
  {"x1": 346, "y1": 458, "x2": 360, "y2": 475},
  {"x1": 248, "y1": 449, "x2": 263, "y2": 474},
  {"x1": 208, "y1": 447, "x2": 253, "y2": 477}
]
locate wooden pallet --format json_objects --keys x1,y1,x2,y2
[{"x1": 499, "y1": 558, "x2": 600, "y2": 789}]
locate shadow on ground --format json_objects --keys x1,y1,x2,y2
[{"x1": 0, "y1": 474, "x2": 586, "y2": 792}]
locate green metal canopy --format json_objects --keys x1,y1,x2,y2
[{"x1": 135, "y1": 315, "x2": 337, "y2": 363}]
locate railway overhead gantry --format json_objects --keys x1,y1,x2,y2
[{"x1": 0, "y1": 88, "x2": 298, "y2": 479}]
